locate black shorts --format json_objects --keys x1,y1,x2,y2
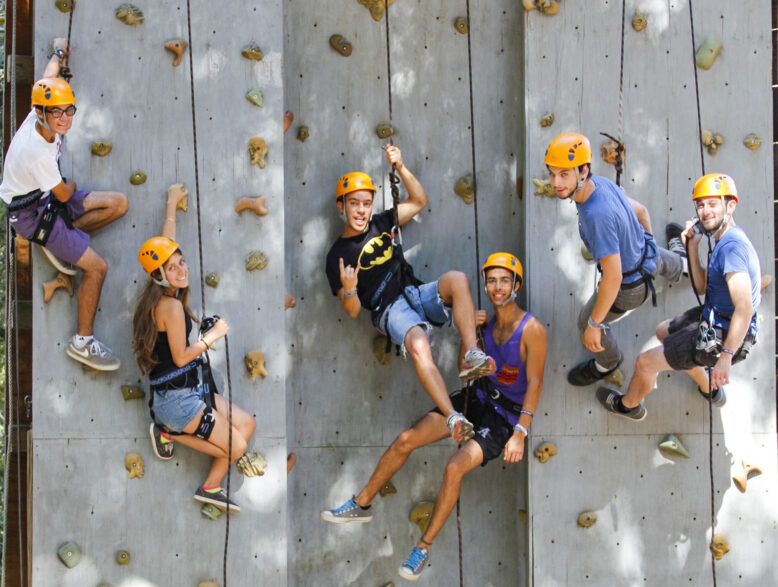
[
  {"x1": 663, "y1": 306, "x2": 754, "y2": 371},
  {"x1": 431, "y1": 387, "x2": 514, "y2": 466}
]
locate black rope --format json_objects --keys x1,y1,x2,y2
[
  {"x1": 60, "y1": 0, "x2": 75, "y2": 81},
  {"x1": 184, "y1": 3, "x2": 232, "y2": 585},
  {"x1": 382, "y1": 0, "x2": 402, "y2": 240},
  {"x1": 688, "y1": 0, "x2": 706, "y2": 178},
  {"x1": 464, "y1": 0, "x2": 480, "y2": 311}
]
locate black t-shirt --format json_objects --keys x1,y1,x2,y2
[
  {"x1": 326, "y1": 209, "x2": 408, "y2": 317},
  {"x1": 150, "y1": 312, "x2": 198, "y2": 387}
]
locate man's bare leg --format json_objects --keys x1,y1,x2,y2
[
  {"x1": 73, "y1": 190, "x2": 128, "y2": 233},
  {"x1": 404, "y1": 326, "x2": 456, "y2": 416},
  {"x1": 73, "y1": 246, "x2": 107, "y2": 336}
]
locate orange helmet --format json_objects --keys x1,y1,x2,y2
[
  {"x1": 32, "y1": 77, "x2": 76, "y2": 107},
  {"x1": 138, "y1": 237, "x2": 180, "y2": 276},
  {"x1": 482, "y1": 252, "x2": 523, "y2": 291},
  {"x1": 544, "y1": 132, "x2": 592, "y2": 168},
  {"x1": 692, "y1": 173, "x2": 738, "y2": 203},
  {"x1": 336, "y1": 172, "x2": 376, "y2": 201}
]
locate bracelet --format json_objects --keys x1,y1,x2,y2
[
  {"x1": 519, "y1": 409, "x2": 534, "y2": 418},
  {"x1": 513, "y1": 423, "x2": 528, "y2": 435},
  {"x1": 166, "y1": 217, "x2": 176, "y2": 222},
  {"x1": 201, "y1": 338, "x2": 210, "y2": 350},
  {"x1": 49, "y1": 48, "x2": 65, "y2": 60},
  {"x1": 720, "y1": 348, "x2": 735, "y2": 357},
  {"x1": 588, "y1": 316, "x2": 609, "y2": 330},
  {"x1": 343, "y1": 288, "x2": 358, "y2": 298}
]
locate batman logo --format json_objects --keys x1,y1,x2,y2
[{"x1": 357, "y1": 233, "x2": 393, "y2": 270}]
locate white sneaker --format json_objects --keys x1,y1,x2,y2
[
  {"x1": 39, "y1": 245, "x2": 76, "y2": 276},
  {"x1": 66, "y1": 337, "x2": 120, "y2": 371}
]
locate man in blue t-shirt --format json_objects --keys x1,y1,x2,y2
[
  {"x1": 597, "y1": 174, "x2": 761, "y2": 419},
  {"x1": 544, "y1": 133, "x2": 686, "y2": 386}
]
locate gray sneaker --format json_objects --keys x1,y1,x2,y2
[
  {"x1": 66, "y1": 337, "x2": 121, "y2": 371},
  {"x1": 149, "y1": 422, "x2": 175, "y2": 460},
  {"x1": 445, "y1": 411, "x2": 474, "y2": 443},
  {"x1": 193, "y1": 486, "x2": 240, "y2": 513},
  {"x1": 398, "y1": 546, "x2": 430, "y2": 581},
  {"x1": 458, "y1": 347, "x2": 496, "y2": 380},
  {"x1": 596, "y1": 386, "x2": 647, "y2": 421},
  {"x1": 665, "y1": 223, "x2": 687, "y2": 257},
  {"x1": 698, "y1": 385, "x2": 727, "y2": 407},
  {"x1": 320, "y1": 496, "x2": 373, "y2": 524},
  {"x1": 40, "y1": 245, "x2": 76, "y2": 276}
]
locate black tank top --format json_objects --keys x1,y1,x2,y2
[{"x1": 149, "y1": 313, "x2": 199, "y2": 387}]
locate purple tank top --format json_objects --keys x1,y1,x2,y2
[{"x1": 476, "y1": 312, "x2": 532, "y2": 426}]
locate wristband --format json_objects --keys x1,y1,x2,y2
[
  {"x1": 588, "y1": 316, "x2": 609, "y2": 330},
  {"x1": 50, "y1": 48, "x2": 65, "y2": 60},
  {"x1": 201, "y1": 338, "x2": 210, "y2": 350},
  {"x1": 720, "y1": 348, "x2": 734, "y2": 357},
  {"x1": 519, "y1": 409, "x2": 534, "y2": 418},
  {"x1": 513, "y1": 423, "x2": 528, "y2": 435},
  {"x1": 343, "y1": 288, "x2": 357, "y2": 298}
]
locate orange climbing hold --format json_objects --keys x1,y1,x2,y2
[
  {"x1": 235, "y1": 196, "x2": 268, "y2": 216},
  {"x1": 43, "y1": 272, "x2": 74, "y2": 303},
  {"x1": 164, "y1": 39, "x2": 187, "y2": 67}
]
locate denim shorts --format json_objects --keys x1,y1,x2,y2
[
  {"x1": 376, "y1": 280, "x2": 452, "y2": 347},
  {"x1": 152, "y1": 383, "x2": 209, "y2": 433}
]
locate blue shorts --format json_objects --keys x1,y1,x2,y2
[
  {"x1": 375, "y1": 280, "x2": 452, "y2": 347},
  {"x1": 152, "y1": 383, "x2": 209, "y2": 433}
]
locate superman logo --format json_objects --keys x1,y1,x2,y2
[
  {"x1": 357, "y1": 233, "x2": 393, "y2": 270},
  {"x1": 496, "y1": 365, "x2": 519, "y2": 386}
]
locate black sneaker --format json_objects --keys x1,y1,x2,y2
[
  {"x1": 193, "y1": 487, "x2": 241, "y2": 513},
  {"x1": 149, "y1": 422, "x2": 175, "y2": 460},
  {"x1": 567, "y1": 356, "x2": 622, "y2": 386},
  {"x1": 596, "y1": 386, "x2": 647, "y2": 421},
  {"x1": 698, "y1": 385, "x2": 727, "y2": 407},
  {"x1": 665, "y1": 223, "x2": 686, "y2": 257}
]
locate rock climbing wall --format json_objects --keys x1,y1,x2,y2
[
  {"x1": 524, "y1": 1, "x2": 777, "y2": 585},
  {"x1": 284, "y1": 0, "x2": 525, "y2": 585},
  {"x1": 31, "y1": 1, "x2": 287, "y2": 585}
]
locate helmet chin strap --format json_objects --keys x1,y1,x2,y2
[
  {"x1": 36, "y1": 108, "x2": 53, "y2": 132},
  {"x1": 483, "y1": 274, "x2": 518, "y2": 307},
  {"x1": 152, "y1": 270, "x2": 172, "y2": 288},
  {"x1": 574, "y1": 167, "x2": 585, "y2": 192}
]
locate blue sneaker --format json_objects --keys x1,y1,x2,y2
[
  {"x1": 398, "y1": 546, "x2": 430, "y2": 581},
  {"x1": 320, "y1": 496, "x2": 373, "y2": 524}
]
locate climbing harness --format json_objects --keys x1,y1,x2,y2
[{"x1": 474, "y1": 377, "x2": 524, "y2": 417}]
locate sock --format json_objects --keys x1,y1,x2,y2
[
  {"x1": 202, "y1": 485, "x2": 221, "y2": 493},
  {"x1": 359, "y1": 504, "x2": 371, "y2": 511},
  {"x1": 681, "y1": 257, "x2": 689, "y2": 275},
  {"x1": 160, "y1": 432, "x2": 173, "y2": 444},
  {"x1": 72, "y1": 334, "x2": 93, "y2": 350},
  {"x1": 594, "y1": 361, "x2": 612, "y2": 373},
  {"x1": 615, "y1": 396, "x2": 632, "y2": 413}
]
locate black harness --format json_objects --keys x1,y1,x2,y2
[
  {"x1": 5, "y1": 188, "x2": 73, "y2": 246},
  {"x1": 473, "y1": 376, "x2": 524, "y2": 416},
  {"x1": 600, "y1": 232, "x2": 658, "y2": 314}
]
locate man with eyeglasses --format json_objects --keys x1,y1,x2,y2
[{"x1": 0, "y1": 38, "x2": 128, "y2": 371}]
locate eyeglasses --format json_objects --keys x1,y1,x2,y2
[
  {"x1": 47, "y1": 105, "x2": 77, "y2": 119},
  {"x1": 485, "y1": 277, "x2": 515, "y2": 287}
]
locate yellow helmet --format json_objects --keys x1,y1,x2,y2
[
  {"x1": 31, "y1": 77, "x2": 76, "y2": 107},
  {"x1": 544, "y1": 132, "x2": 592, "y2": 168},
  {"x1": 692, "y1": 173, "x2": 738, "y2": 203},
  {"x1": 336, "y1": 172, "x2": 376, "y2": 201},
  {"x1": 481, "y1": 252, "x2": 523, "y2": 291},
  {"x1": 138, "y1": 237, "x2": 180, "y2": 276}
]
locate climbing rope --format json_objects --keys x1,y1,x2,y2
[
  {"x1": 60, "y1": 0, "x2": 75, "y2": 81},
  {"x1": 381, "y1": 0, "x2": 402, "y2": 242},
  {"x1": 184, "y1": 2, "x2": 233, "y2": 584},
  {"x1": 600, "y1": 0, "x2": 627, "y2": 186}
]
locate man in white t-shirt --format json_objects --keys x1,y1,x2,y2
[{"x1": 0, "y1": 38, "x2": 128, "y2": 371}]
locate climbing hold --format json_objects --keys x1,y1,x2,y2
[
  {"x1": 600, "y1": 139, "x2": 625, "y2": 166},
  {"x1": 164, "y1": 39, "x2": 187, "y2": 67},
  {"x1": 297, "y1": 126, "x2": 309, "y2": 142},
  {"x1": 409, "y1": 501, "x2": 435, "y2": 535},
  {"x1": 518, "y1": 509, "x2": 527, "y2": 525},
  {"x1": 248, "y1": 136, "x2": 268, "y2": 168},
  {"x1": 245, "y1": 88, "x2": 264, "y2": 108},
  {"x1": 534, "y1": 442, "x2": 557, "y2": 463},
  {"x1": 523, "y1": 0, "x2": 559, "y2": 15},
  {"x1": 761, "y1": 274, "x2": 772, "y2": 292},
  {"x1": 631, "y1": 10, "x2": 647, "y2": 32},
  {"x1": 701, "y1": 129, "x2": 723, "y2": 155},
  {"x1": 284, "y1": 110, "x2": 294, "y2": 134},
  {"x1": 577, "y1": 511, "x2": 597, "y2": 528},
  {"x1": 373, "y1": 335, "x2": 392, "y2": 365},
  {"x1": 241, "y1": 44, "x2": 264, "y2": 61},
  {"x1": 710, "y1": 534, "x2": 730, "y2": 560},
  {"x1": 176, "y1": 194, "x2": 188, "y2": 212},
  {"x1": 198, "y1": 580, "x2": 220, "y2": 587},
  {"x1": 55, "y1": 0, "x2": 72, "y2": 12},
  {"x1": 129, "y1": 171, "x2": 147, "y2": 185},
  {"x1": 701, "y1": 129, "x2": 713, "y2": 147},
  {"x1": 91, "y1": 140, "x2": 112, "y2": 157},
  {"x1": 379, "y1": 481, "x2": 397, "y2": 497},
  {"x1": 115, "y1": 4, "x2": 144, "y2": 25},
  {"x1": 743, "y1": 133, "x2": 761, "y2": 150},
  {"x1": 236, "y1": 451, "x2": 267, "y2": 477},
  {"x1": 116, "y1": 550, "x2": 131, "y2": 565},
  {"x1": 200, "y1": 504, "x2": 223, "y2": 521},
  {"x1": 658, "y1": 434, "x2": 690, "y2": 458},
  {"x1": 695, "y1": 36, "x2": 722, "y2": 70},
  {"x1": 532, "y1": 178, "x2": 555, "y2": 198},
  {"x1": 358, "y1": 0, "x2": 394, "y2": 22},
  {"x1": 121, "y1": 385, "x2": 145, "y2": 400},
  {"x1": 454, "y1": 17, "x2": 468, "y2": 34},
  {"x1": 205, "y1": 273, "x2": 219, "y2": 287},
  {"x1": 57, "y1": 541, "x2": 81, "y2": 568},
  {"x1": 540, "y1": 113, "x2": 554, "y2": 128},
  {"x1": 329, "y1": 34, "x2": 353, "y2": 57},
  {"x1": 245, "y1": 251, "x2": 268, "y2": 272},
  {"x1": 732, "y1": 459, "x2": 762, "y2": 493},
  {"x1": 454, "y1": 174, "x2": 475, "y2": 205},
  {"x1": 581, "y1": 244, "x2": 593, "y2": 261},
  {"x1": 285, "y1": 295, "x2": 297, "y2": 310},
  {"x1": 244, "y1": 351, "x2": 268, "y2": 380},
  {"x1": 376, "y1": 123, "x2": 393, "y2": 139},
  {"x1": 43, "y1": 272, "x2": 74, "y2": 303},
  {"x1": 604, "y1": 367, "x2": 624, "y2": 388},
  {"x1": 125, "y1": 453, "x2": 144, "y2": 479},
  {"x1": 235, "y1": 196, "x2": 268, "y2": 216},
  {"x1": 287, "y1": 452, "x2": 297, "y2": 474}
]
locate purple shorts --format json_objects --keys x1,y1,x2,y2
[{"x1": 9, "y1": 190, "x2": 91, "y2": 265}]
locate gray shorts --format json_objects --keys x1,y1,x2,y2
[{"x1": 9, "y1": 190, "x2": 91, "y2": 265}]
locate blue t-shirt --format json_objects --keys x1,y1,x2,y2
[
  {"x1": 576, "y1": 176, "x2": 656, "y2": 284},
  {"x1": 703, "y1": 225, "x2": 761, "y2": 335}
]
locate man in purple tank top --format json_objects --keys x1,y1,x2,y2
[{"x1": 320, "y1": 252, "x2": 548, "y2": 582}]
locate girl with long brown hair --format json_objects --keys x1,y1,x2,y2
[{"x1": 132, "y1": 183, "x2": 255, "y2": 512}]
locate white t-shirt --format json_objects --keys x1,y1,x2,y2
[{"x1": 0, "y1": 109, "x2": 63, "y2": 204}]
